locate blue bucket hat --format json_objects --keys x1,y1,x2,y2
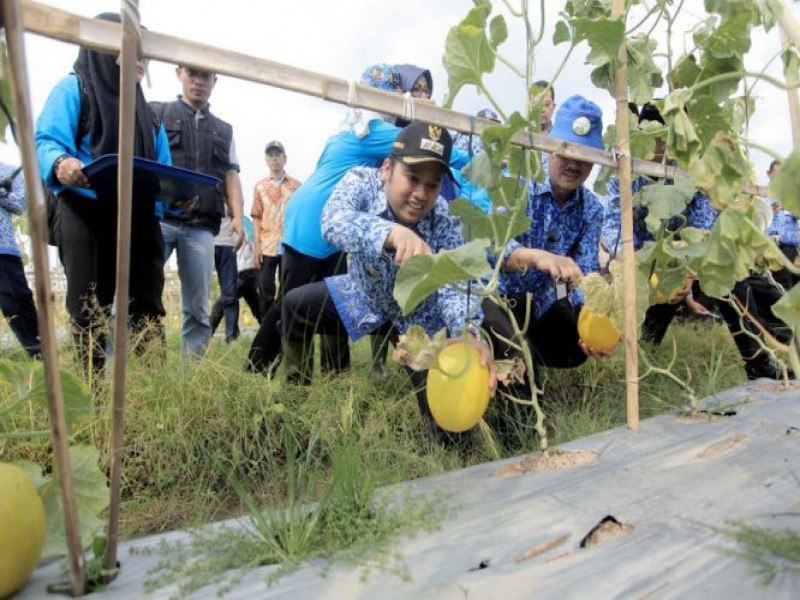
[
  {"x1": 361, "y1": 64, "x2": 403, "y2": 93},
  {"x1": 548, "y1": 95, "x2": 604, "y2": 150}
]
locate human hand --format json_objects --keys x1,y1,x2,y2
[
  {"x1": 231, "y1": 218, "x2": 245, "y2": 251},
  {"x1": 253, "y1": 252, "x2": 262, "y2": 270},
  {"x1": 532, "y1": 251, "x2": 582, "y2": 283},
  {"x1": 685, "y1": 295, "x2": 712, "y2": 317},
  {"x1": 578, "y1": 338, "x2": 616, "y2": 359},
  {"x1": 55, "y1": 156, "x2": 89, "y2": 188},
  {"x1": 385, "y1": 226, "x2": 432, "y2": 265}
]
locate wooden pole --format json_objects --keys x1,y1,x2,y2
[
  {"x1": 1, "y1": 0, "x2": 86, "y2": 594},
  {"x1": 779, "y1": 25, "x2": 800, "y2": 147},
  {"x1": 16, "y1": 0, "x2": 772, "y2": 197},
  {"x1": 612, "y1": 0, "x2": 639, "y2": 431},
  {"x1": 779, "y1": 1, "x2": 800, "y2": 49},
  {"x1": 104, "y1": 0, "x2": 139, "y2": 575}
]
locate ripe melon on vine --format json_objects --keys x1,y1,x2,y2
[
  {"x1": 0, "y1": 462, "x2": 45, "y2": 598},
  {"x1": 426, "y1": 342, "x2": 491, "y2": 433}
]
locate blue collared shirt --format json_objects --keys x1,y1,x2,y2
[
  {"x1": 322, "y1": 166, "x2": 484, "y2": 341},
  {"x1": 768, "y1": 209, "x2": 799, "y2": 246},
  {"x1": 499, "y1": 178, "x2": 603, "y2": 319},
  {"x1": 601, "y1": 175, "x2": 717, "y2": 255}
]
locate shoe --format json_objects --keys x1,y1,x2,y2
[{"x1": 745, "y1": 359, "x2": 796, "y2": 381}]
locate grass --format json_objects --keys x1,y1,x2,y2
[{"x1": 0, "y1": 305, "x2": 751, "y2": 591}]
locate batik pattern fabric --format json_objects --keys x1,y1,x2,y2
[
  {"x1": 251, "y1": 173, "x2": 302, "y2": 256},
  {"x1": 499, "y1": 178, "x2": 603, "y2": 320},
  {"x1": 601, "y1": 175, "x2": 717, "y2": 255},
  {"x1": 767, "y1": 209, "x2": 800, "y2": 247},
  {"x1": 322, "y1": 166, "x2": 484, "y2": 341},
  {"x1": 0, "y1": 163, "x2": 25, "y2": 257}
]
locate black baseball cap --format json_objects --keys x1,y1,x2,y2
[
  {"x1": 389, "y1": 121, "x2": 453, "y2": 179},
  {"x1": 477, "y1": 108, "x2": 500, "y2": 122},
  {"x1": 265, "y1": 140, "x2": 285, "y2": 154}
]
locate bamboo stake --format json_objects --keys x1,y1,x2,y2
[
  {"x1": 779, "y1": 1, "x2": 800, "y2": 49},
  {"x1": 779, "y1": 25, "x2": 800, "y2": 147},
  {"x1": 1, "y1": 0, "x2": 86, "y2": 594},
  {"x1": 613, "y1": 0, "x2": 639, "y2": 431},
  {"x1": 104, "y1": 0, "x2": 139, "y2": 575},
  {"x1": 17, "y1": 0, "x2": 771, "y2": 197}
]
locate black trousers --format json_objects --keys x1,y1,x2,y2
[
  {"x1": 246, "y1": 244, "x2": 349, "y2": 374},
  {"x1": 258, "y1": 255, "x2": 281, "y2": 318},
  {"x1": 480, "y1": 296, "x2": 587, "y2": 431},
  {"x1": 57, "y1": 191, "x2": 165, "y2": 368},
  {"x1": 282, "y1": 281, "x2": 461, "y2": 443},
  {"x1": 0, "y1": 254, "x2": 41, "y2": 357},
  {"x1": 210, "y1": 267, "x2": 261, "y2": 333},
  {"x1": 773, "y1": 244, "x2": 799, "y2": 290}
]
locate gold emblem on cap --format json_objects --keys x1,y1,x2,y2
[
  {"x1": 572, "y1": 116, "x2": 591, "y2": 136},
  {"x1": 428, "y1": 124, "x2": 442, "y2": 142}
]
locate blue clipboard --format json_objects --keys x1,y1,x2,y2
[{"x1": 82, "y1": 154, "x2": 221, "y2": 206}]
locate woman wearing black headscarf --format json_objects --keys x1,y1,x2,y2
[{"x1": 35, "y1": 12, "x2": 171, "y2": 374}]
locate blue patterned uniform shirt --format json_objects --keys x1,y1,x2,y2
[
  {"x1": 499, "y1": 178, "x2": 603, "y2": 320},
  {"x1": 767, "y1": 209, "x2": 799, "y2": 246},
  {"x1": 322, "y1": 167, "x2": 484, "y2": 341},
  {"x1": 602, "y1": 175, "x2": 717, "y2": 255}
]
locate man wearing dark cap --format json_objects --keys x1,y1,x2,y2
[
  {"x1": 279, "y1": 121, "x2": 495, "y2": 442},
  {"x1": 251, "y1": 140, "x2": 301, "y2": 318}
]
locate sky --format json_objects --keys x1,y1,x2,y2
[{"x1": 3, "y1": 0, "x2": 799, "y2": 216}]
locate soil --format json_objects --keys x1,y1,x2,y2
[
  {"x1": 496, "y1": 450, "x2": 598, "y2": 476},
  {"x1": 579, "y1": 515, "x2": 635, "y2": 549},
  {"x1": 692, "y1": 432, "x2": 748, "y2": 461}
]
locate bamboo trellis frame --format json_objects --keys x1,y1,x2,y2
[{"x1": 5, "y1": 0, "x2": 798, "y2": 594}]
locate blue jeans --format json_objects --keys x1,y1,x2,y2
[
  {"x1": 161, "y1": 220, "x2": 214, "y2": 358},
  {"x1": 214, "y1": 245, "x2": 239, "y2": 342}
]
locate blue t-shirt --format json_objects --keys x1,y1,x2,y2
[{"x1": 282, "y1": 118, "x2": 471, "y2": 259}]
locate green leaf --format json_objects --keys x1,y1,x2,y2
[
  {"x1": 696, "y1": 205, "x2": 786, "y2": 298},
  {"x1": 553, "y1": 20, "x2": 571, "y2": 45},
  {"x1": 38, "y1": 445, "x2": 109, "y2": 557},
  {"x1": 689, "y1": 132, "x2": 751, "y2": 210},
  {"x1": 590, "y1": 62, "x2": 615, "y2": 97},
  {"x1": 770, "y1": 148, "x2": 800, "y2": 215},
  {"x1": 772, "y1": 283, "x2": 800, "y2": 337},
  {"x1": 26, "y1": 365, "x2": 92, "y2": 434},
  {"x1": 604, "y1": 114, "x2": 660, "y2": 160},
  {"x1": 627, "y1": 34, "x2": 663, "y2": 105},
  {"x1": 697, "y1": 13, "x2": 752, "y2": 59},
  {"x1": 782, "y1": 46, "x2": 800, "y2": 89},
  {"x1": 662, "y1": 90, "x2": 702, "y2": 167},
  {"x1": 687, "y1": 94, "x2": 731, "y2": 148},
  {"x1": 489, "y1": 15, "x2": 508, "y2": 49},
  {"x1": 394, "y1": 239, "x2": 491, "y2": 315},
  {"x1": 572, "y1": 16, "x2": 625, "y2": 67},
  {"x1": 450, "y1": 198, "x2": 531, "y2": 243},
  {"x1": 635, "y1": 176, "x2": 697, "y2": 237},
  {"x1": 758, "y1": 0, "x2": 784, "y2": 32},
  {"x1": 700, "y1": 54, "x2": 744, "y2": 103},
  {"x1": 442, "y1": 6, "x2": 495, "y2": 108},
  {"x1": 670, "y1": 54, "x2": 701, "y2": 89}
]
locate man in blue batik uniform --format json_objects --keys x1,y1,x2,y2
[
  {"x1": 482, "y1": 95, "x2": 610, "y2": 383},
  {"x1": 766, "y1": 159, "x2": 799, "y2": 290},
  {"x1": 280, "y1": 121, "x2": 495, "y2": 443}
]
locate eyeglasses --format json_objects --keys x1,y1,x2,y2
[{"x1": 411, "y1": 83, "x2": 431, "y2": 98}]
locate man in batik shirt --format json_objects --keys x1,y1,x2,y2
[
  {"x1": 251, "y1": 140, "x2": 301, "y2": 317},
  {"x1": 281, "y1": 121, "x2": 496, "y2": 444},
  {"x1": 483, "y1": 95, "x2": 609, "y2": 379}
]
